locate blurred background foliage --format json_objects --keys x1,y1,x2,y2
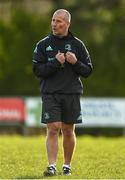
[{"x1": 0, "y1": 0, "x2": 125, "y2": 97}]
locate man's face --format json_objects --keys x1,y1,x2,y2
[{"x1": 51, "y1": 13, "x2": 70, "y2": 37}]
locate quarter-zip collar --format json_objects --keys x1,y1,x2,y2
[{"x1": 50, "y1": 31, "x2": 74, "y2": 40}]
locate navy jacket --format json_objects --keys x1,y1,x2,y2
[{"x1": 32, "y1": 32, "x2": 93, "y2": 94}]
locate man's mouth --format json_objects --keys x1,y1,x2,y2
[{"x1": 52, "y1": 28, "x2": 57, "y2": 31}]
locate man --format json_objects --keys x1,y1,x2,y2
[{"x1": 32, "y1": 9, "x2": 93, "y2": 176}]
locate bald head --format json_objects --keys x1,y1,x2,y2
[
  {"x1": 53, "y1": 9, "x2": 71, "y2": 23},
  {"x1": 51, "y1": 9, "x2": 71, "y2": 37}
]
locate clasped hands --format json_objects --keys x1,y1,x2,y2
[{"x1": 55, "y1": 51, "x2": 77, "y2": 65}]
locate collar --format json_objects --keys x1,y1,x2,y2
[{"x1": 50, "y1": 31, "x2": 74, "y2": 40}]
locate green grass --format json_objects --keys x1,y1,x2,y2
[{"x1": 0, "y1": 135, "x2": 125, "y2": 179}]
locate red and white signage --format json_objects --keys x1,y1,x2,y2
[{"x1": 0, "y1": 98, "x2": 25, "y2": 122}]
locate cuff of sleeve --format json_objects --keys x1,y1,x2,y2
[
  {"x1": 54, "y1": 58, "x2": 62, "y2": 67},
  {"x1": 72, "y1": 61, "x2": 82, "y2": 68}
]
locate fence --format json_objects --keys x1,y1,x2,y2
[{"x1": 0, "y1": 97, "x2": 125, "y2": 135}]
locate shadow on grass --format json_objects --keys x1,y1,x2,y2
[
  {"x1": 16, "y1": 176, "x2": 44, "y2": 179},
  {"x1": 16, "y1": 173, "x2": 63, "y2": 179}
]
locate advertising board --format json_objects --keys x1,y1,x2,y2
[{"x1": 0, "y1": 98, "x2": 25, "y2": 122}]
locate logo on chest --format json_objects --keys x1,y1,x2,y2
[
  {"x1": 65, "y1": 44, "x2": 72, "y2": 51},
  {"x1": 48, "y1": 57, "x2": 55, "y2": 61},
  {"x1": 46, "y1": 45, "x2": 53, "y2": 51}
]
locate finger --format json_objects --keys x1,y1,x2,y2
[
  {"x1": 65, "y1": 52, "x2": 70, "y2": 57},
  {"x1": 66, "y1": 51, "x2": 70, "y2": 55}
]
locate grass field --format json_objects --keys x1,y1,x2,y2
[{"x1": 0, "y1": 135, "x2": 125, "y2": 179}]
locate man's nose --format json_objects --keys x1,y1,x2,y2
[
  {"x1": 52, "y1": 20, "x2": 57, "y2": 26},
  {"x1": 52, "y1": 22, "x2": 56, "y2": 27}
]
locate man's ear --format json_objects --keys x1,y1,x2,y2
[{"x1": 67, "y1": 22, "x2": 71, "y2": 28}]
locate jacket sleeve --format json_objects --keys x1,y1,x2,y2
[
  {"x1": 32, "y1": 41, "x2": 61, "y2": 78},
  {"x1": 72, "y1": 41, "x2": 93, "y2": 78}
]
